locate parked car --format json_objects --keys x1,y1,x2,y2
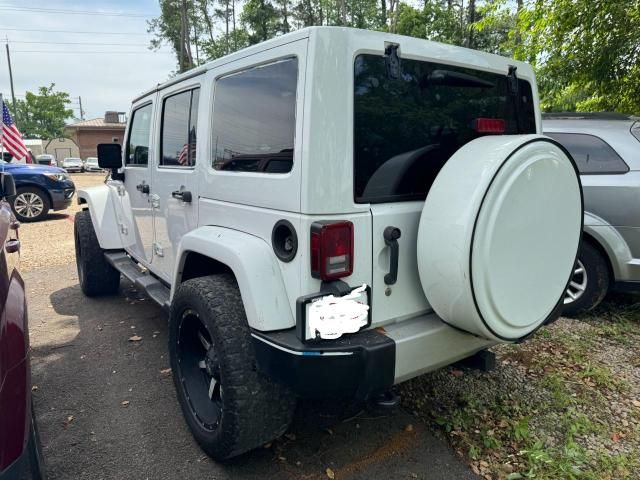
[
  {"x1": 75, "y1": 27, "x2": 582, "y2": 461},
  {"x1": 0, "y1": 172, "x2": 46, "y2": 479},
  {"x1": 62, "y1": 157, "x2": 83, "y2": 173},
  {"x1": 34, "y1": 155, "x2": 56, "y2": 167},
  {"x1": 0, "y1": 160, "x2": 75, "y2": 222},
  {"x1": 544, "y1": 112, "x2": 640, "y2": 315},
  {"x1": 83, "y1": 157, "x2": 102, "y2": 172}
]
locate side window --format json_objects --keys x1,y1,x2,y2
[
  {"x1": 126, "y1": 103, "x2": 153, "y2": 166},
  {"x1": 546, "y1": 132, "x2": 629, "y2": 174},
  {"x1": 160, "y1": 88, "x2": 200, "y2": 167},
  {"x1": 212, "y1": 58, "x2": 297, "y2": 173}
]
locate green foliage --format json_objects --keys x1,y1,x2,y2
[
  {"x1": 516, "y1": 0, "x2": 640, "y2": 114},
  {"x1": 148, "y1": 0, "x2": 640, "y2": 115},
  {"x1": 14, "y1": 84, "x2": 73, "y2": 139}
]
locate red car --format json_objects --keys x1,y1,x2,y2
[{"x1": 0, "y1": 173, "x2": 46, "y2": 479}]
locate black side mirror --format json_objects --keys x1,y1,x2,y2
[
  {"x1": 0, "y1": 173, "x2": 16, "y2": 199},
  {"x1": 98, "y1": 143, "x2": 123, "y2": 169}
]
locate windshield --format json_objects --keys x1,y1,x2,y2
[{"x1": 354, "y1": 54, "x2": 536, "y2": 203}]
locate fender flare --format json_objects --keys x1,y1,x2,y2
[
  {"x1": 583, "y1": 211, "x2": 629, "y2": 279},
  {"x1": 77, "y1": 185, "x2": 124, "y2": 250},
  {"x1": 173, "y1": 226, "x2": 294, "y2": 331}
]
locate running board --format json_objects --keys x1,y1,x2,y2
[{"x1": 105, "y1": 252, "x2": 171, "y2": 312}]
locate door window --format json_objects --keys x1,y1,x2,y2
[
  {"x1": 212, "y1": 58, "x2": 297, "y2": 174},
  {"x1": 160, "y1": 88, "x2": 200, "y2": 167},
  {"x1": 545, "y1": 132, "x2": 629, "y2": 174},
  {"x1": 125, "y1": 103, "x2": 153, "y2": 166}
]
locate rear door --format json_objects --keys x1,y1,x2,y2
[
  {"x1": 151, "y1": 84, "x2": 202, "y2": 283},
  {"x1": 352, "y1": 54, "x2": 537, "y2": 325},
  {"x1": 120, "y1": 101, "x2": 156, "y2": 266}
]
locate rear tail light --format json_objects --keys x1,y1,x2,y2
[
  {"x1": 473, "y1": 118, "x2": 506, "y2": 134},
  {"x1": 310, "y1": 221, "x2": 354, "y2": 281}
]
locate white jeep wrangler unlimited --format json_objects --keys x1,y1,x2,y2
[{"x1": 75, "y1": 27, "x2": 583, "y2": 460}]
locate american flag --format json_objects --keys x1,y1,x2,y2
[{"x1": 1, "y1": 101, "x2": 28, "y2": 161}]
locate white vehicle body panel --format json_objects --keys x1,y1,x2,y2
[
  {"x1": 174, "y1": 226, "x2": 294, "y2": 331},
  {"x1": 77, "y1": 185, "x2": 124, "y2": 250}
]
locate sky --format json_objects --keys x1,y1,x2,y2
[{"x1": 0, "y1": 1, "x2": 177, "y2": 121}]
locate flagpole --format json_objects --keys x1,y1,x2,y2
[{"x1": 0, "y1": 93, "x2": 5, "y2": 162}]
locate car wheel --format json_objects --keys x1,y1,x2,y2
[
  {"x1": 562, "y1": 241, "x2": 610, "y2": 317},
  {"x1": 169, "y1": 274, "x2": 296, "y2": 461},
  {"x1": 74, "y1": 210, "x2": 120, "y2": 296},
  {"x1": 12, "y1": 187, "x2": 50, "y2": 222}
]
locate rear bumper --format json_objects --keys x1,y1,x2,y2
[
  {"x1": 252, "y1": 311, "x2": 494, "y2": 400},
  {"x1": 252, "y1": 328, "x2": 395, "y2": 400}
]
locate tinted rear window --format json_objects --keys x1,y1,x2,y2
[
  {"x1": 354, "y1": 54, "x2": 536, "y2": 203},
  {"x1": 545, "y1": 133, "x2": 629, "y2": 174}
]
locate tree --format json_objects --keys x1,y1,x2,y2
[
  {"x1": 241, "y1": 0, "x2": 279, "y2": 44},
  {"x1": 14, "y1": 84, "x2": 73, "y2": 140},
  {"x1": 515, "y1": 0, "x2": 640, "y2": 114}
]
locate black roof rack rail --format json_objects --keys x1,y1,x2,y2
[{"x1": 542, "y1": 112, "x2": 635, "y2": 120}]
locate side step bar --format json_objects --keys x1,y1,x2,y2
[{"x1": 105, "y1": 251, "x2": 171, "y2": 312}]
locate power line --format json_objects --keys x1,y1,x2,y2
[
  {"x1": 12, "y1": 50, "x2": 173, "y2": 54},
  {"x1": 0, "y1": 6, "x2": 154, "y2": 17},
  {"x1": 9, "y1": 40, "x2": 150, "y2": 46},
  {"x1": 0, "y1": 27, "x2": 151, "y2": 36}
]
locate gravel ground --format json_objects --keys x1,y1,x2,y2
[
  {"x1": 20, "y1": 173, "x2": 106, "y2": 272},
  {"x1": 23, "y1": 176, "x2": 477, "y2": 480},
  {"x1": 401, "y1": 300, "x2": 640, "y2": 479}
]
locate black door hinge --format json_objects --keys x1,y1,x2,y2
[{"x1": 385, "y1": 44, "x2": 401, "y2": 80}]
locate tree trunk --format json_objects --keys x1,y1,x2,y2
[{"x1": 467, "y1": 0, "x2": 476, "y2": 48}]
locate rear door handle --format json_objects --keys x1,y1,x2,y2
[
  {"x1": 5, "y1": 239, "x2": 20, "y2": 254},
  {"x1": 383, "y1": 226, "x2": 401, "y2": 285},
  {"x1": 171, "y1": 190, "x2": 192, "y2": 203},
  {"x1": 136, "y1": 183, "x2": 150, "y2": 194}
]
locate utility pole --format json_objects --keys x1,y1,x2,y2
[
  {"x1": 78, "y1": 96, "x2": 85, "y2": 120},
  {"x1": 5, "y1": 41, "x2": 17, "y2": 117}
]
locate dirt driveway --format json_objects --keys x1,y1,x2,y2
[{"x1": 25, "y1": 174, "x2": 476, "y2": 480}]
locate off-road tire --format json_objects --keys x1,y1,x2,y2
[
  {"x1": 562, "y1": 241, "x2": 610, "y2": 317},
  {"x1": 169, "y1": 274, "x2": 296, "y2": 461},
  {"x1": 74, "y1": 210, "x2": 120, "y2": 296},
  {"x1": 11, "y1": 186, "x2": 50, "y2": 222}
]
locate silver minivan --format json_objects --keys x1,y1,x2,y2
[{"x1": 544, "y1": 112, "x2": 640, "y2": 315}]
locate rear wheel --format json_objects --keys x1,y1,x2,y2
[
  {"x1": 563, "y1": 241, "x2": 610, "y2": 317},
  {"x1": 12, "y1": 187, "x2": 50, "y2": 222},
  {"x1": 169, "y1": 274, "x2": 296, "y2": 461},
  {"x1": 74, "y1": 210, "x2": 120, "y2": 296}
]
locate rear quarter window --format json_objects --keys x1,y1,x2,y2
[{"x1": 545, "y1": 132, "x2": 629, "y2": 174}]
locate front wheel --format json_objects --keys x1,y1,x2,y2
[
  {"x1": 169, "y1": 274, "x2": 296, "y2": 461},
  {"x1": 563, "y1": 242, "x2": 610, "y2": 317},
  {"x1": 74, "y1": 210, "x2": 120, "y2": 296},
  {"x1": 12, "y1": 187, "x2": 50, "y2": 222}
]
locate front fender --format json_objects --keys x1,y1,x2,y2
[
  {"x1": 174, "y1": 227, "x2": 294, "y2": 332},
  {"x1": 77, "y1": 185, "x2": 123, "y2": 250}
]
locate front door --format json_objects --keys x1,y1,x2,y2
[
  {"x1": 121, "y1": 101, "x2": 155, "y2": 266},
  {"x1": 151, "y1": 86, "x2": 201, "y2": 283}
]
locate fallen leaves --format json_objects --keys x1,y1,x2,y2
[
  {"x1": 121, "y1": 400, "x2": 130, "y2": 407},
  {"x1": 160, "y1": 368, "x2": 172, "y2": 376},
  {"x1": 325, "y1": 467, "x2": 335, "y2": 479},
  {"x1": 404, "y1": 424, "x2": 414, "y2": 433},
  {"x1": 128, "y1": 335, "x2": 142, "y2": 342}
]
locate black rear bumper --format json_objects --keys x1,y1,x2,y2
[{"x1": 251, "y1": 328, "x2": 395, "y2": 400}]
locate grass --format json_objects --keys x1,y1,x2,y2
[{"x1": 401, "y1": 295, "x2": 640, "y2": 479}]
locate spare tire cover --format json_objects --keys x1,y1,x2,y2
[{"x1": 417, "y1": 135, "x2": 582, "y2": 342}]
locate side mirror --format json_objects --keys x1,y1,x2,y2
[
  {"x1": 98, "y1": 143, "x2": 123, "y2": 169},
  {"x1": 0, "y1": 173, "x2": 16, "y2": 199}
]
